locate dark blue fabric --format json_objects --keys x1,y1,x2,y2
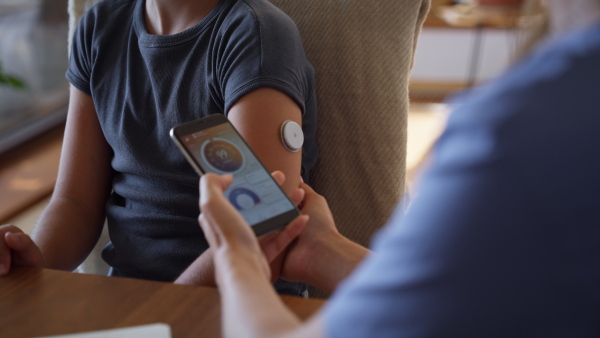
[
  {"x1": 66, "y1": 0, "x2": 317, "y2": 290},
  {"x1": 324, "y1": 22, "x2": 600, "y2": 337}
]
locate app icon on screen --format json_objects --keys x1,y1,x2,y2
[{"x1": 201, "y1": 138, "x2": 244, "y2": 173}]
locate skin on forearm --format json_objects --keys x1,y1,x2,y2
[
  {"x1": 304, "y1": 233, "x2": 370, "y2": 295},
  {"x1": 32, "y1": 86, "x2": 114, "y2": 272},
  {"x1": 197, "y1": 174, "x2": 328, "y2": 338},
  {"x1": 174, "y1": 249, "x2": 216, "y2": 286},
  {"x1": 32, "y1": 196, "x2": 106, "y2": 271},
  {"x1": 216, "y1": 248, "x2": 301, "y2": 338}
]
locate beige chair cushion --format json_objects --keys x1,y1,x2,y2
[
  {"x1": 269, "y1": 0, "x2": 430, "y2": 248},
  {"x1": 68, "y1": 0, "x2": 99, "y2": 55}
]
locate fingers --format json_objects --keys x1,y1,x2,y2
[
  {"x1": 4, "y1": 232, "x2": 44, "y2": 269},
  {"x1": 269, "y1": 171, "x2": 305, "y2": 207},
  {"x1": 299, "y1": 181, "x2": 316, "y2": 194},
  {"x1": 0, "y1": 235, "x2": 9, "y2": 276},
  {"x1": 199, "y1": 173, "x2": 257, "y2": 248},
  {"x1": 0, "y1": 225, "x2": 44, "y2": 276},
  {"x1": 199, "y1": 174, "x2": 239, "y2": 220},
  {"x1": 271, "y1": 171, "x2": 285, "y2": 186},
  {"x1": 200, "y1": 173, "x2": 233, "y2": 202},
  {"x1": 5, "y1": 232, "x2": 31, "y2": 251},
  {"x1": 0, "y1": 225, "x2": 24, "y2": 276},
  {"x1": 218, "y1": 174, "x2": 234, "y2": 190},
  {"x1": 198, "y1": 213, "x2": 221, "y2": 248},
  {"x1": 199, "y1": 172, "x2": 307, "y2": 265},
  {"x1": 288, "y1": 188, "x2": 305, "y2": 207},
  {"x1": 260, "y1": 215, "x2": 308, "y2": 263},
  {"x1": 299, "y1": 182, "x2": 327, "y2": 207}
]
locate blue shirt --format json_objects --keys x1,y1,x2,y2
[
  {"x1": 324, "y1": 22, "x2": 600, "y2": 337},
  {"x1": 66, "y1": 0, "x2": 317, "y2": 284}
]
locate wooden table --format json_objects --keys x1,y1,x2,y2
[
  {"x1": 0, "y1": 125, "x2": 63, "y2": 224},
  {"x1": 0, "y1": 267, "x2": 324, "y2": 337}
]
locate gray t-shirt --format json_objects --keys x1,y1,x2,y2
[{"x1": 66, "y1": 0, "x2": 317, "y2": 287}]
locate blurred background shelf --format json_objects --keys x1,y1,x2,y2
[
  {"x1": 0, "y1": 0, "x2": 69, "y2": 154},
  {"x1": 409, "y1": 0, "x2": 529, "y2": 103}
]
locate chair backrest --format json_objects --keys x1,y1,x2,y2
[
  {"x1": 68, "y1": 0, "x2": 98, "y2": 54},
  {"x1": 268, "y1": 0, "x2": 430, "y2": 249}
]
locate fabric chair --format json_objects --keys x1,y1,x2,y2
[
  {"x1": 269, "y1": 0, "x2": 430, "y2": 245},
  {"x1": 268, "y1": 0, "x2": 430, "y2": 297},
  {"x1": 67, "y1": 0, "x2": 431, "y2": 295}
]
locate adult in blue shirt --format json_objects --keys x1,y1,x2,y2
[{"x1": 187, "y1": 0, "x2": 600, "y2": 336}]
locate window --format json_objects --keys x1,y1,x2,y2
[{"x1": 0, "y1": 0, "x2": 68, "y2": 153}]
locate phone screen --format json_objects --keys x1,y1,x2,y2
[{"x1": 171, "y1": 116, "x2": 298, "y2": 234}]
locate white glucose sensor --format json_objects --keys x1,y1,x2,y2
[{"x1": 280, "y1": 120, "x2": 304, "y2": 152}]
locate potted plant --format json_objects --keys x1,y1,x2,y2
[{"x1": 0, "y1": 62, "x2": 26, "y2": 90}]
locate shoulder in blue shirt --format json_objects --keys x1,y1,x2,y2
[{"x1": 324, "y1": 21, "x2": 600, "y2": 338}]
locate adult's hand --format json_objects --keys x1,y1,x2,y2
[
  {"x1": 0, "y1": 224, "x2": 45, "y2": 276},
  {"x1": 177, "y1": 171, "x2": 306, "y2": 286},
  {"x1": 198, "y1": 173, "x2": 309, "y2": 284},
  {"x1": 278, "y1": 182, "x2": 339, "y2": 282},
  {"x1": 280, "y1": 182, "x2": 370, "y2": 294},
  {"x1": 261, "y1": 171, "x2": 306, "y2": 282},
  {"x1": 200, "y1": 173, "x2": 327, "y2": 338}
]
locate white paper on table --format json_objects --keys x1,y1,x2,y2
[{"x1": 36, "y1": 323, "x2": 172, "y2": 338}]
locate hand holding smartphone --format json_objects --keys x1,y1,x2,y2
[{"x1": 170, "y1": 114, "x2": 300, "y2": 236}]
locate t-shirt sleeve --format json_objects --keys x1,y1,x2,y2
[
  {"x1": 213, "y1": 3, "x2": 313, "y2": 115},
  {"x1": 66, "y1": 9, "x2": 95, "y2": 95}
]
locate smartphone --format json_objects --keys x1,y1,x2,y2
[{"x1": 170, "y1": 114, "x2": 300, "y2": 236}]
